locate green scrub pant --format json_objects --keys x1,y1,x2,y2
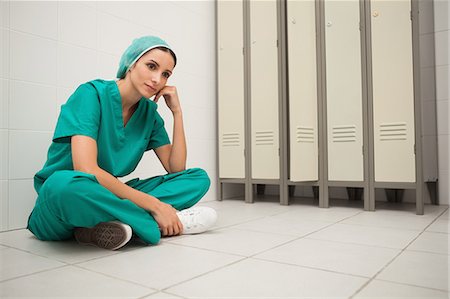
[{"x1": 27, "y1": 168, "x2": 210, "y2": 245}]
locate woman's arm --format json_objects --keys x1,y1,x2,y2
[
  {"x1": 153, "y1": 86, "x2": 187, "y2": 173},
  {"x1": 71, "y1": 135, "x2": 183, "y2": 236}
]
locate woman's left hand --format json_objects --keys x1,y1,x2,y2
[{"x1": 153, "y1": 86, "x2": 181, "y2": 114}]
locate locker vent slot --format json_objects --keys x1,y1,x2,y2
[
  {"x1": 296, "y1": 126, "x2": 314, "y2": 143},
  {"x1": 379, "y1": 122, "x2": 407, "y2": 141},
  {"x1": 332, "y1": 125, "x2": 357, "y2": 143},
  {"x1": 222, "y1": 133, "x2": 240, "y2": 147},
  {"x1": 255, "y1": 131, "x2": 275, "y2": 145}
]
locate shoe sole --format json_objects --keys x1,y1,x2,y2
[{"x1": 74, "y1": 222, "x2": 132, "y2": 251}]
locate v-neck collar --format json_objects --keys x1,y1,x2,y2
[{"x1": 111, "y1": 80, "x2": 144, "y2": 132}]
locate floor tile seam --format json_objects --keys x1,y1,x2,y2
[
  {"x1": 250, "y1": 255, "x2": 373, "y2": 280},
  {"x1": 227, "y1": 226, "x2": 319, "y2": 238},
  {"x1": 160, "y1": 256, "x2": 249, "y2": 292},
  {"x1": 304, "y1": 235, "x2": 409, "y2": 251},
  {"x1": 0, "y1": 243, "x2": 74, "y2": 265},
  {"x1": 67, "y1": 250, "x2": 129, "y2": 266},
  {"x1": 296, "y1": 235, "x2": 403, "y2": 253},
  {"x1": 327, "y1": 221, "x2": 428, "y2": 233},
  {"x1": 163, "y1": 241, "x2": 248, "y2": 258},
  {"x1": 244, "y1": 222, "x2": 338, "y2": 258},
  {"x1": 422, "y1": 230, "x2": 450, "y2": 236},
  {"x1": 0, "y1": 264, "x2": 68, "y2": 285},
  {"x1": 135, "y1": 290, "x2": 162, "y2": 299},
  {"x1": 403, "y1": 247, "x2": 450, "y2": 257},
  {"x1": 350, "y1": 224, "x2": 435, "y2": 298},
  {"x1": 374, "y1": 278, "x2": 450, "y2": 293},
  {"x1": 71, "y1": 263, "x2": 157, "y2": 291}
]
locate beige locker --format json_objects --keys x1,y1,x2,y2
[
  {"x1": 218, "y1": 0, "x2": 246, "y2": 178},
  {"x1": 250, "y1": 0, "x2": 280, "y2": 179},
  {"x1": 287, "y1": 0, "x2": 318, "y2": 182},
  {"x1": 371, "y1": 0, "x2": 415, "y2": 182},
  {"x1": 325, "y1": 0, "x2": 364, "y2": 181}
]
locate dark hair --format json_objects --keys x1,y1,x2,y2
[{"x1": 154, "y1": 46, "x2": 177, "y2": 67}]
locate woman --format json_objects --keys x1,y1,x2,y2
[{"x1": 27, "y1": 36, "x2": 217, "y2": 251}]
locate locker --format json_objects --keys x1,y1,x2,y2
[
  {"x1": 217, "y1": 0, "x2": 246, "y2": 179},
  {"x1": 250, "y1": 0, "x2": 280, "y2": 179},
  {"x1": 325, "y1": 0, "x2": 364, "y2": 181},
  {"x1": 287, "y1": 0, "x2": 319, "y2": 182},
  {"x1": 370, "y1": 0, "x2": 416, "y2": 183}
]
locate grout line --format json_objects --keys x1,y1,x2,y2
[
  {"x1": 71, "y1": 263, "x2": 156, "y2": 292},
  {"x1": 374, "y1": 278, "x2": 450, "y2": 293},
  {"x1": 349, "y1": 207, "x2": 450, "y2": 298},
  {"x1": 250, "y1": 256, "x2": 371, "y2": 280},
  {"x1": 0, "y1": 264, "x2": 68, "y2": 284},
  {"x1": 160, "y1": 256, "x2": 248, "y2": 293}
]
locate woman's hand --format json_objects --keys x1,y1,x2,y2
[
  {"x1": 150, "y1": 201, "x2": 183, "y2": 237},
  {"x1": 153, "y1": 86, "x2": 181, "y2": 114}
]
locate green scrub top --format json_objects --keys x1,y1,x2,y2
[{"x1": 34, "y1": 79, "x2": 171, "y2": 193}]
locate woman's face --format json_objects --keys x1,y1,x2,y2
[{"x1": 129, "y1": 49, "x2": 175, "y2": 98}]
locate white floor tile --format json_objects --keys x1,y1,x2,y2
[
  {"x1": 0, "y1": 266, "x2": 154, "y2": 298},
  {"x1": 166, "y1": 258, "x2": 368, "y2": 299},
  {"x1": 0, "y1": 247, "x2": 64, "y2": 281},
  {"x1": 342, "y1": 208, "x2": 444, "y2": 231},
  {"x1": 142, "y1": 291, "x2": 184, "y2": 299},
  {"x1": 0, "y1": 229, "x2": 118, "y2": 264},
  {"x1": 255, "y1": 238, "x2": 400, "y2": 277},
  {"x1": 77, "y1": 242, "x2": 243, "y2": 290},
  {"x1": 272, "y1": 205, "x2": 363, "y2": 223},
  {"x1": 232, "y1": 213, "x2": 332, "y2": 237},
  {"x1": 378, "y1": 250, "x2": 449, "y2": 291},
  {"x1": 307, "y1": 223, "x2": 421, "y2": 249},
  {"x1": 354, "y1": 279, "x2": 449, "y2": 298},
  {"x1": 407, "y1": 231, "x2": 449, "y2": 255},
  {"x1": 427, "y1": 217, "x2": 450, "y2": 234},
  {"x1": 168, "y1": 227, "x2": 297, "y2": 256},
  {"x1": 199, "y1": 199, "x2": 292, "y2": 229}
]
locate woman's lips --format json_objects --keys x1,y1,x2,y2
[{"x1": 145, "y1": 84, "x2": 156, "y2": 92}]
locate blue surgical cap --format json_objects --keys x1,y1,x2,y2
[{"x1": 116, "y1": 36, "x2": 176, "y2": 79}]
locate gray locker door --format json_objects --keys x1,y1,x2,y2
[
  {"x1": 371, "y1": 0, "x2": 415, "y2": 182},
  {"x1": 250, "y1": 0, "x2": 280, "y2": 179},
  {"x1": 287, "y1": 0, "x2": 319, "y2": 182},
  {"x1": 218, "y1": 0, "x2": 246, "y2": 178},
  {"x1": 325, "y1": 0, "x2": 364, "y2": 181}
]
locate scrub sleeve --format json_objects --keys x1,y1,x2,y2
[{"x1": 27, "y1": 80, "x2": 210, "y2": 245}]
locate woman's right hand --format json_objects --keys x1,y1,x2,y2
[{"x1": 150, "y1": 201, "x2": 183, "y2": 237}]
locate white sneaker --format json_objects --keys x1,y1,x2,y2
[
  {"x1": 74, "y1": 221, "x2": 132, "y2": 250},
  {"x1": 176, "y1": 206, "x2": 217, "y2": 234}
]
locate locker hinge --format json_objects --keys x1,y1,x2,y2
[
  {"x1": 414, "y1": 144, "x2": 416, "y2": 154},
  {"x1": 276, "y1": 39, "x2": 279, "y2": 48},
  {"x1": 278, "y1": 148, "x2": 280, "y2": 156},
  {"x1": 362, "y1": 145, "x2": 364, "y2": 155},
  {"x1": 242, "y1": 47, "x2": 244, "y2": 55},
  {"x1": 410, "y1": 10, "x2": 413, "y2": 21},
  {"x1": 244, "y1": 148, "x2": 246, "y2": 157}
]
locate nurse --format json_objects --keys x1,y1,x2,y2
[{"x1": 27, "y1": 36, "x2": 217, "y2": 250}]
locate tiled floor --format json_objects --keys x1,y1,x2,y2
[{"x1": 0, "y1": 197, "x2": 449, "y2": 299}]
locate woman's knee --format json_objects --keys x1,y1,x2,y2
[
  {"x1": 40, "y1": 170, "x2": 98, "y2": 207},
  {"x1": 188, "y1": 168, "x2": 211, "y2": 194}
]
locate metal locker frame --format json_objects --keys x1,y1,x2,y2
[
  {"x1": 217, "y1": 0, "x2": 285, "y2": 204},
  {"x1": 217, "y1": 0, "x2": 438, "y2": 214},
  {"x1": 365, "y1": 0, "x2": 438, "y2": 215},
  {"x1": 217, "y1": 0, "x2": 246, "y2": 180},
  {"x1": 318, "y1": 0, "x2": 371, "y2": 209}
]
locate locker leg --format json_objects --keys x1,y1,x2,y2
[
  {"x1": 385, "y1": 189, "x2": 404, "y2": 203},
  {"x1": 288, "y1": 185, "x2": 295, "y2": 197},
  {"x1": 218, "y1": 181, "x2": 223, "y2": 201},
  {"x1": 312, "y1": 186, "x2": 319, "y2": 200},
  {"x1": 426, "y1": 182, "x2": 439, "y2": 205},
  {"x1": 256, "y1": 184, "x2": 266, "y2": 195},
  {"x1": 347, "y1": 187, "x2": 363, "y2": 201}
]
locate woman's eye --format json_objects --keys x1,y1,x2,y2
[
  {"x1": 147, "y1": 63, "x2": 156, "y2": 70},
  {"x1": 163, "y1": 72, "x2": 170, "y2": 78}
]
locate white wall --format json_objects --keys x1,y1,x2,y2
[
  {"x1": 434, "y1": 0, "x2": 449, "y2": 205},
  {"x1": 0, "y1": 0, "x2": 217, "y2": 231}
]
